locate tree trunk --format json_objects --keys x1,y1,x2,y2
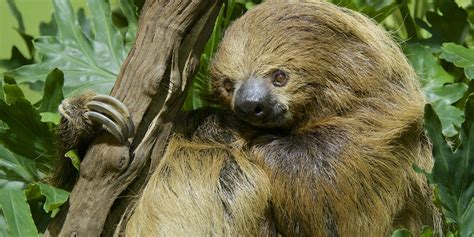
[{"x1": 45, "y1": 0, "x2": 223, "y2": 236}]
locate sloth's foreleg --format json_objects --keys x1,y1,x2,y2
[{"x1": 52, "y1": 92, "x2": 134, "y2": 188}]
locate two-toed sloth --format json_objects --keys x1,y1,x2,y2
[{"x1": 55, "y1": 1, "x2": 441, "y2": 236}]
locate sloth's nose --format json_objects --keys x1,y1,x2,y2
[
  {"x1": 234, "y1": 77, "x2": 270, "y2": 122},
  {"x1": 235, "y1": 100, "x2": 267, "y2": 119}
]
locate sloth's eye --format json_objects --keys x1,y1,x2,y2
[
  {"x1": 272, "y1": 69, "x2": 288, "y2": 87},
  {"x1": 223, "y1": 79, "x2": 234, "y2": 93}
]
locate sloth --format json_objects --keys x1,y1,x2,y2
[{"x1": 55, "y1": 1, "x2": 441, "y2": 236}]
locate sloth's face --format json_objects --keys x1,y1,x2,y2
[
  {"x1": 219, "y1": 69, "x2": 294, "y2": 128},
  {"x1": 210, "y1": 2, "x2": 386, "y2": 128},
  {"x1": 210, "y1": 4, "x2": 339, "y2": 128}
]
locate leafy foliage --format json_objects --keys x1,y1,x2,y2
[
  {"x1": 425, "y1": 98, "x2": 474, "y2": 237},
  {"x1": 27, "y1": 183, "x2": 69, "y2": 218},
  {"x1": 0, "y1": 76, "x2": 56, "y2": 172},
  {"x1": 0, "y1": 189, "x2": 38, "y2": 237},
  {"x1": 0, "y1": 0, "x2": 34, "y2": 71},
  {"x1": 440, "y1": 43, "x2": 474, "y2": 80},
  {"x1": 416, "y1": 0, "x2": 469, "y2": 46},
  {"x1": 404, "y1": 43, "x2": 466, "y2": 137},
  {"x1": 0, "y1": 70, "x2": 69, "y2": 235},
  {"x1": 5, "y1": 0, "x2": 137, "y2": 96}
]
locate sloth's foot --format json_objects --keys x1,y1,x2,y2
[{"x1": 59, "y1": 94, "x2": 134, "y2": 143}]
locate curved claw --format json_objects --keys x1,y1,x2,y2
[
  {"x1": 85, "y1": 111, "x2": 126, "y2": 143},
  {"x1": 58, "y1": 103, "x2": 69, "y2": 120},
  {"x1": 91, "y1": 95, "x2": 135, "y2": 137},
  {"x1": 92, "y1": 95, "x2": 130, "y2": 118},
  {"x1": 86, "y1": 100, "x2": 131, "y2": 139}
]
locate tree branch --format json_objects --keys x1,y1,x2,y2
[{"x1": 45, "y1": 0, "x2": 223, "y2": 236}]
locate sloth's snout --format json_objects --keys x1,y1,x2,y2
[
  {"x1": 235, "y1": 99, "x2": 267, "y2": 119},
  {"x1": 234, "y1": 77, "x2": 271, "y2": 123}
]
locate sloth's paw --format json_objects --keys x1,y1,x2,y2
[{"x1": 59, "y1": 94, "x2": 134, "y2": 143}]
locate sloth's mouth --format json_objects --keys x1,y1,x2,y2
[{"x1": 238, "y1": 106, "x2": 290, "y2": 128}]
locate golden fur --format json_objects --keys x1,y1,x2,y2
[{"x1": 77, "y1": 1, "x2": 440, "y2": 236}]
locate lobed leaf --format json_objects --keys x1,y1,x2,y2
[
  {"x1": 0, "y1": 0, "x2": 35, "y2": 71},
  {"x1": 424, "y1": 95, "x2": 474, "y2": 236},
  {"x1": 5, "y1": 0, "x2": 136, "y2": 96},
  {"x1": 37, "y1": 183, "x2": 69, "y2": 218},
  {"x1": 39, "y1": 68, "x2": 64, "y2": 113},
  {"x1": 39, "y1": 13, "x2": 58, "y2": 37},
  {"x1": 0, "y1": 145, "x2": 39, "y2": 184},
  {"x1": 440, "y1": 43, "x2": 474, "y2": 80},
  {"x1": 0, "y1": 189, "x2": 38, "y2": 237},
  {"x1": 0, "y1": 77, "x2": 55, "y2": 172},
  {"x1": 416, "y1": 0, "x2": 469, "y2": 47},
  {"x1": 405, "y1": 43, "x2": 465, "y2": 136},
  {"x1": 0, "y1": 47, "x2": 34, "y2": 72}
]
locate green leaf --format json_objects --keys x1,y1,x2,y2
[
  {"x1": 416, "y1": 0, "x2": 469, "y2": 46},
  {"x1": 432, "y1": 102, "x2": 464, "y2": 137},
  {"x1": 5, "y1": 0, "x2": 135, "y2": 96},
  {"x1": 440, "y1": 43, "x2": 474, "y2": 80},
  {"x1": 420, "y1": 226, "x2": 433, "y2": 237},
  {"x1": 0, "y1": 81, "x2": 4, "y2": 101},
  {"x1": 405, "y1": 43, "x2": 465, "y2": 136},
  {"x1": 0, "y1": 215, "x2": 9, "y2": 237},
  {"x1": 6, "y1": 0, "x2": 25, "y2": 32},
  {"x1": 245, "y1": 2, "x2": 256, "y2": 10},
  {"x1": 391, "y1": 229, "x2": 413, "y2": 237},
  {"x1": 37, "y1": 183, "x2": 69, "y2": 217},
  {"x1": 118, "y1": 0, "x2": 138, "y2": 47},
  {"x1": 0, "y1": 189, "x2": 38, "y2": 237},
  {"x1": 424, "y1": 96, "x2": 474, "y2": 236},
  {"x1": 40, "y1": 112, "x2": 61, "y2": 125},
  {"x1": 77, "y1": 8, "x2": 93, "y2": 41},
  {"x1": 89, "y1": 0, "x2": 127, "y2": 71},
  {"x1": 0, "y1": 47, "x2": 34, "y2": 72},
  {"x1": 430, "y1": 83, "x2": 468, "y2": 104},
  {"x1": 64, "y1": 150, "x2": 80, "y2": 171},
  {"x1": 404, "y1": 44, "x2": 454, "y2": 93},
  {"x1": 5, "y1": 0, "x2": 35, "y2": 59},
  {"x1": 39, "y1": 14, "x2": 58, "y2": 36},
  {"x1": 0, "y1": 145, "x2": 39, "y2": 183},
  {"x1": 0, "y1": 77, "x2": 55, "y2": 172},
  {"x1": 39, "y1": 69, "x2": 64, "y2": 113}
]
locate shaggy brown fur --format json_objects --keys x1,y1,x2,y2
[
  {"x1": 124, "y1": 1, "x2": 441, "y2": 236},
  {"x1": 56, "y1": 1, "x2": 441, "y2": 236}
]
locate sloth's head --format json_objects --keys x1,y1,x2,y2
[{"x1": 210, "y1": 1, "x2": 418, "y2": 129}]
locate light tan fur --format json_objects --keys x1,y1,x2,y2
[{"x1": 125, "y1": 136, "x2": 271, "y2": 236}]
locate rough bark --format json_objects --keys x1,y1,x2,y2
[{"x1": 45, "y1": 0, "x2": 223, "y2": 236}]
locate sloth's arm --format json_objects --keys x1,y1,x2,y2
[
  {"x1": 52, "y1": 93, "x2": 232, "y2": 188},
  {"x1": 52, "y1": 93, "x2": 134, "y2": 188},
  {"x1": 173, "y1": 108, "x2": 240, "y2": 144}
]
